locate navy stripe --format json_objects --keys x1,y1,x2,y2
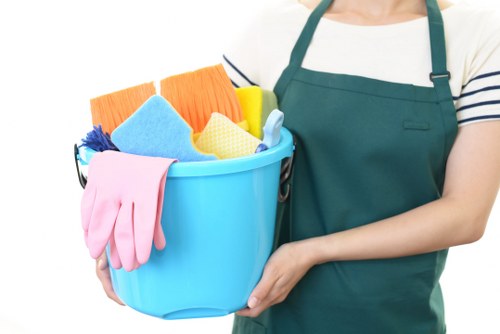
[
  {"x1": 458, "y1": 114, "x2": 500, "y2": 124},
  {"x1": 463, "y1": 71, "x2": 500, "y2": 88},
  {"x1": 456, "y1": 100, "x2": 500, "y2": 112},
  {"x1": 458, "y1": 85, "x2": 500, "y2": 99},
  {"x1": 222, "y1": 54, "x2": 257, "y2": 86},
  {"x1": 230, "y1": 79, "x2": 240, "y2": 88}
]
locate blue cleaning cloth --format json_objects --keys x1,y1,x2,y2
[{"x1": 111, "y1": 95, "x2": 217, "y2": 162}]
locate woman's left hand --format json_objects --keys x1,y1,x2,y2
[{"x1": 236, "y1": 240, "x2": 317, "y2": 318}]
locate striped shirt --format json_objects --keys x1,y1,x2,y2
[{"x1": 222, "y1": 0, "x2": 500, "y2": 126}]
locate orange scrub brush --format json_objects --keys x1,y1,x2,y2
[
  {"x1": 160, "y1": 64, "x2": 246, "y2": 134},
  {"x1": 90, "y1": 82, "x2": 156, "y2": 134}
]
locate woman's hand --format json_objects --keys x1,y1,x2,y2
[
  {"x1": 96, "y1": 252, "x2": 125, "y2": 306},
  {"x1": 237, "y1": 240, "x2": 317, "y2": 318}
]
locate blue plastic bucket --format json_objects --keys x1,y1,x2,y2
[{"x1": 108, "y1": 128, "x2": 294, "y2": 320}]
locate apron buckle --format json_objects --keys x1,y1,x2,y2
[{"x1": 429, "y1": 71, "x2": 451, "y2": 82}]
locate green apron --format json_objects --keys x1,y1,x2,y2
[{"x1": 233, "y1": 0, "x2": 457, "y2": 332}]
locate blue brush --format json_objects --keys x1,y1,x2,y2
[{"x1": 80, "y1": 124, "x2": 119, "y2": 152}]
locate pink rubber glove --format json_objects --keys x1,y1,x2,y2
[{"x1": 81, "y1": 150, "x2": 176, "y2": 272}]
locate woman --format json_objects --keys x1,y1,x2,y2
[{"x1": 97, "y1": 0, "x2": 500, "y2": 332}]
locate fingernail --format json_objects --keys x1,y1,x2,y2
[
  {"x1": 97, "y1": 258, "x2": 106, "y2": 269},
  {"x1": 248, "y1": 296, "x2": 259, "y2": 309}
]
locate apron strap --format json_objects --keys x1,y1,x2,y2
[
  {"x1": 275, "y1": 0, "x2": 454, "y2": 106},
  {"x1": 289, "y1": 0, "x2": 333, "y2": 67},
  {"x1": 426, "y1": 0, "x2": 457, "y2": 152},
  {"x1": 274, "y1": 0, "x2": 333, "y2": 97},
  {"x1": 426, "y1": 0, "x2": 449, "y2": 82}
]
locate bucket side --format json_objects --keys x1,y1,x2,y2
[{"x1": 110, "y1": 159, "x2": 282, "y2": 319}]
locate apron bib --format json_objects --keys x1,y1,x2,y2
[{"x1": 233, "y1": 0, "x2": 457, "y2": 332}]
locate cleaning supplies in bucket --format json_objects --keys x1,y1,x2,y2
[
  {"x1": 80, "y1": 124, "x2": 119, "y2": 152},
  {"x1": 76, "y1": 128, "x2": 294, "y2": 320},
  {"x1": 262, "y1": 109, "x2": 284, "y2": 149},
  {"x1": 90, "y1": 82, "x2": 156, "y2": 134},
  {"x1": 235, "y1": 86, "x2": 278, "y2": 139},
  {"x1": 195, "y1": 112, "x2": 263, "y2": 159},
  {"x1": 160, "y1": 64, "x2": 246, "y2": 135},
  {"x1": 111, "y1": 95, "x2": 217, "y2": 162},
  {"x1": 78, "y1": 62, "x2": 295, "y2": 320}
]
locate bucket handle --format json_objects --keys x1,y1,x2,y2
[
  {"x1": 278, "y1": 136, "x2": 296, "y2": 203},
  {"x1": 74, "y1": 143, "x2": 87, "y2": 189}
]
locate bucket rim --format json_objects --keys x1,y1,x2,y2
[
  {"x1": 167, "y1": 128, "x2": 294, "y2": 177},
  {"x1": 76, "y1": 128, "x2": 294, "y2": 178}
]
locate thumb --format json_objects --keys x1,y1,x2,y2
[{"x1": 247, "y1": 266, "x2": 277, "y2": 309}]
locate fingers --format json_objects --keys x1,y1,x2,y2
[
  {"x1": 87, "y1": 193, "x2": 120, "y2": 259},
  {"x1": 153, "y1": 170, "x2": 169, "y2": 251},
  {"x1": 236, "y1": 265, "x2": 282, "y2": 318},
  {"x1": 85, "y1": 155, "x2": 174, "y2": 272},
  {"x1": 153, "y1": 216, "x2": 166, "y2": 251},
  {"x1": 108, "y1": 228, "x2": 122, "y2": 269},
  {"x1": 114, "y1": 202, "x2": 137, "y2": 272},
  {"x1": 235, "y1": 243, "x2": 313, "y2": 318},
  {"x1": 133, "y1": 195, "x2": 159, "y2": 264},
  {"x1": 96, "y1": 253, "x2": 125, "y2": 306},
  {"x1": 81, "y1": 185, "x2": 97, "y2": 243}
]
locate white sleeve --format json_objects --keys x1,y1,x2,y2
[
  {"x1": 455, "y1": 9, "x2": 500, "y2": 126},
  {"x1": 221, "y1": 0, "x2": 302, "y2": 90},
  {"x1": 221, "y1": 4, "x2": 267, "y2": 88}
]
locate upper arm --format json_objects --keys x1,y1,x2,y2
[
  {"x1": 442, "y1": 121, "x2": 500, "y2": 235},
  {"x1": 444, "y1": 8, "x2": 500, "y2": 235}
]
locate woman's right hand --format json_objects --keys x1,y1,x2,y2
[{"x1": 96, "y1": 252, "x2": 125, "y2": 305}]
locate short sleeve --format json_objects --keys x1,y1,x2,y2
[
  {"x1": 455, "y1": 9, "x2": 500, "y2": 126},
  {"x1": 221, "y1": 4, "x2": 266, "y2": 88}
]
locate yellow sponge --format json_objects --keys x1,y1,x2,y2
[
  {"x1": 235, "y1": 86, "x2": 278, "y2": 139},
  {"x1": 195, "y1": 112, "x2": 262, "y2": 159}
]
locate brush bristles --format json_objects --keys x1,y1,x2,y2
[
  {"x1": 90, "y1": 82, "x2": 156, "y2": 134},
  {"x1": 160, "y1": 64, "x2": 243, "y2": 133}
]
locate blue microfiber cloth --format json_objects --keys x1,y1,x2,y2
[
  {"x1": 111, "y1": 95, "x2": 217, "y2": 162},
  {"x1": 80, "y1": 124, "x2": 119, "y2": 152}
]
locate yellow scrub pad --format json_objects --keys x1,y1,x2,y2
[
  {"x1": 235, "y1": 86, "x2": 278, "y2": 139},
  {"x1": 195, "y1": 112, "x2": 262, "y2": 159}
]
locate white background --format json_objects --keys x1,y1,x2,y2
[{"x1": 0, "y1": 0, "x2": 498, "y2": 333}]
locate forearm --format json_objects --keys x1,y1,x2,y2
[
  {"x1": 299, "y1": 122, "x2": 500, "y2": 266},
  {"x1": 301, "y1": 196, "x2": 491, "y2": 265}
]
